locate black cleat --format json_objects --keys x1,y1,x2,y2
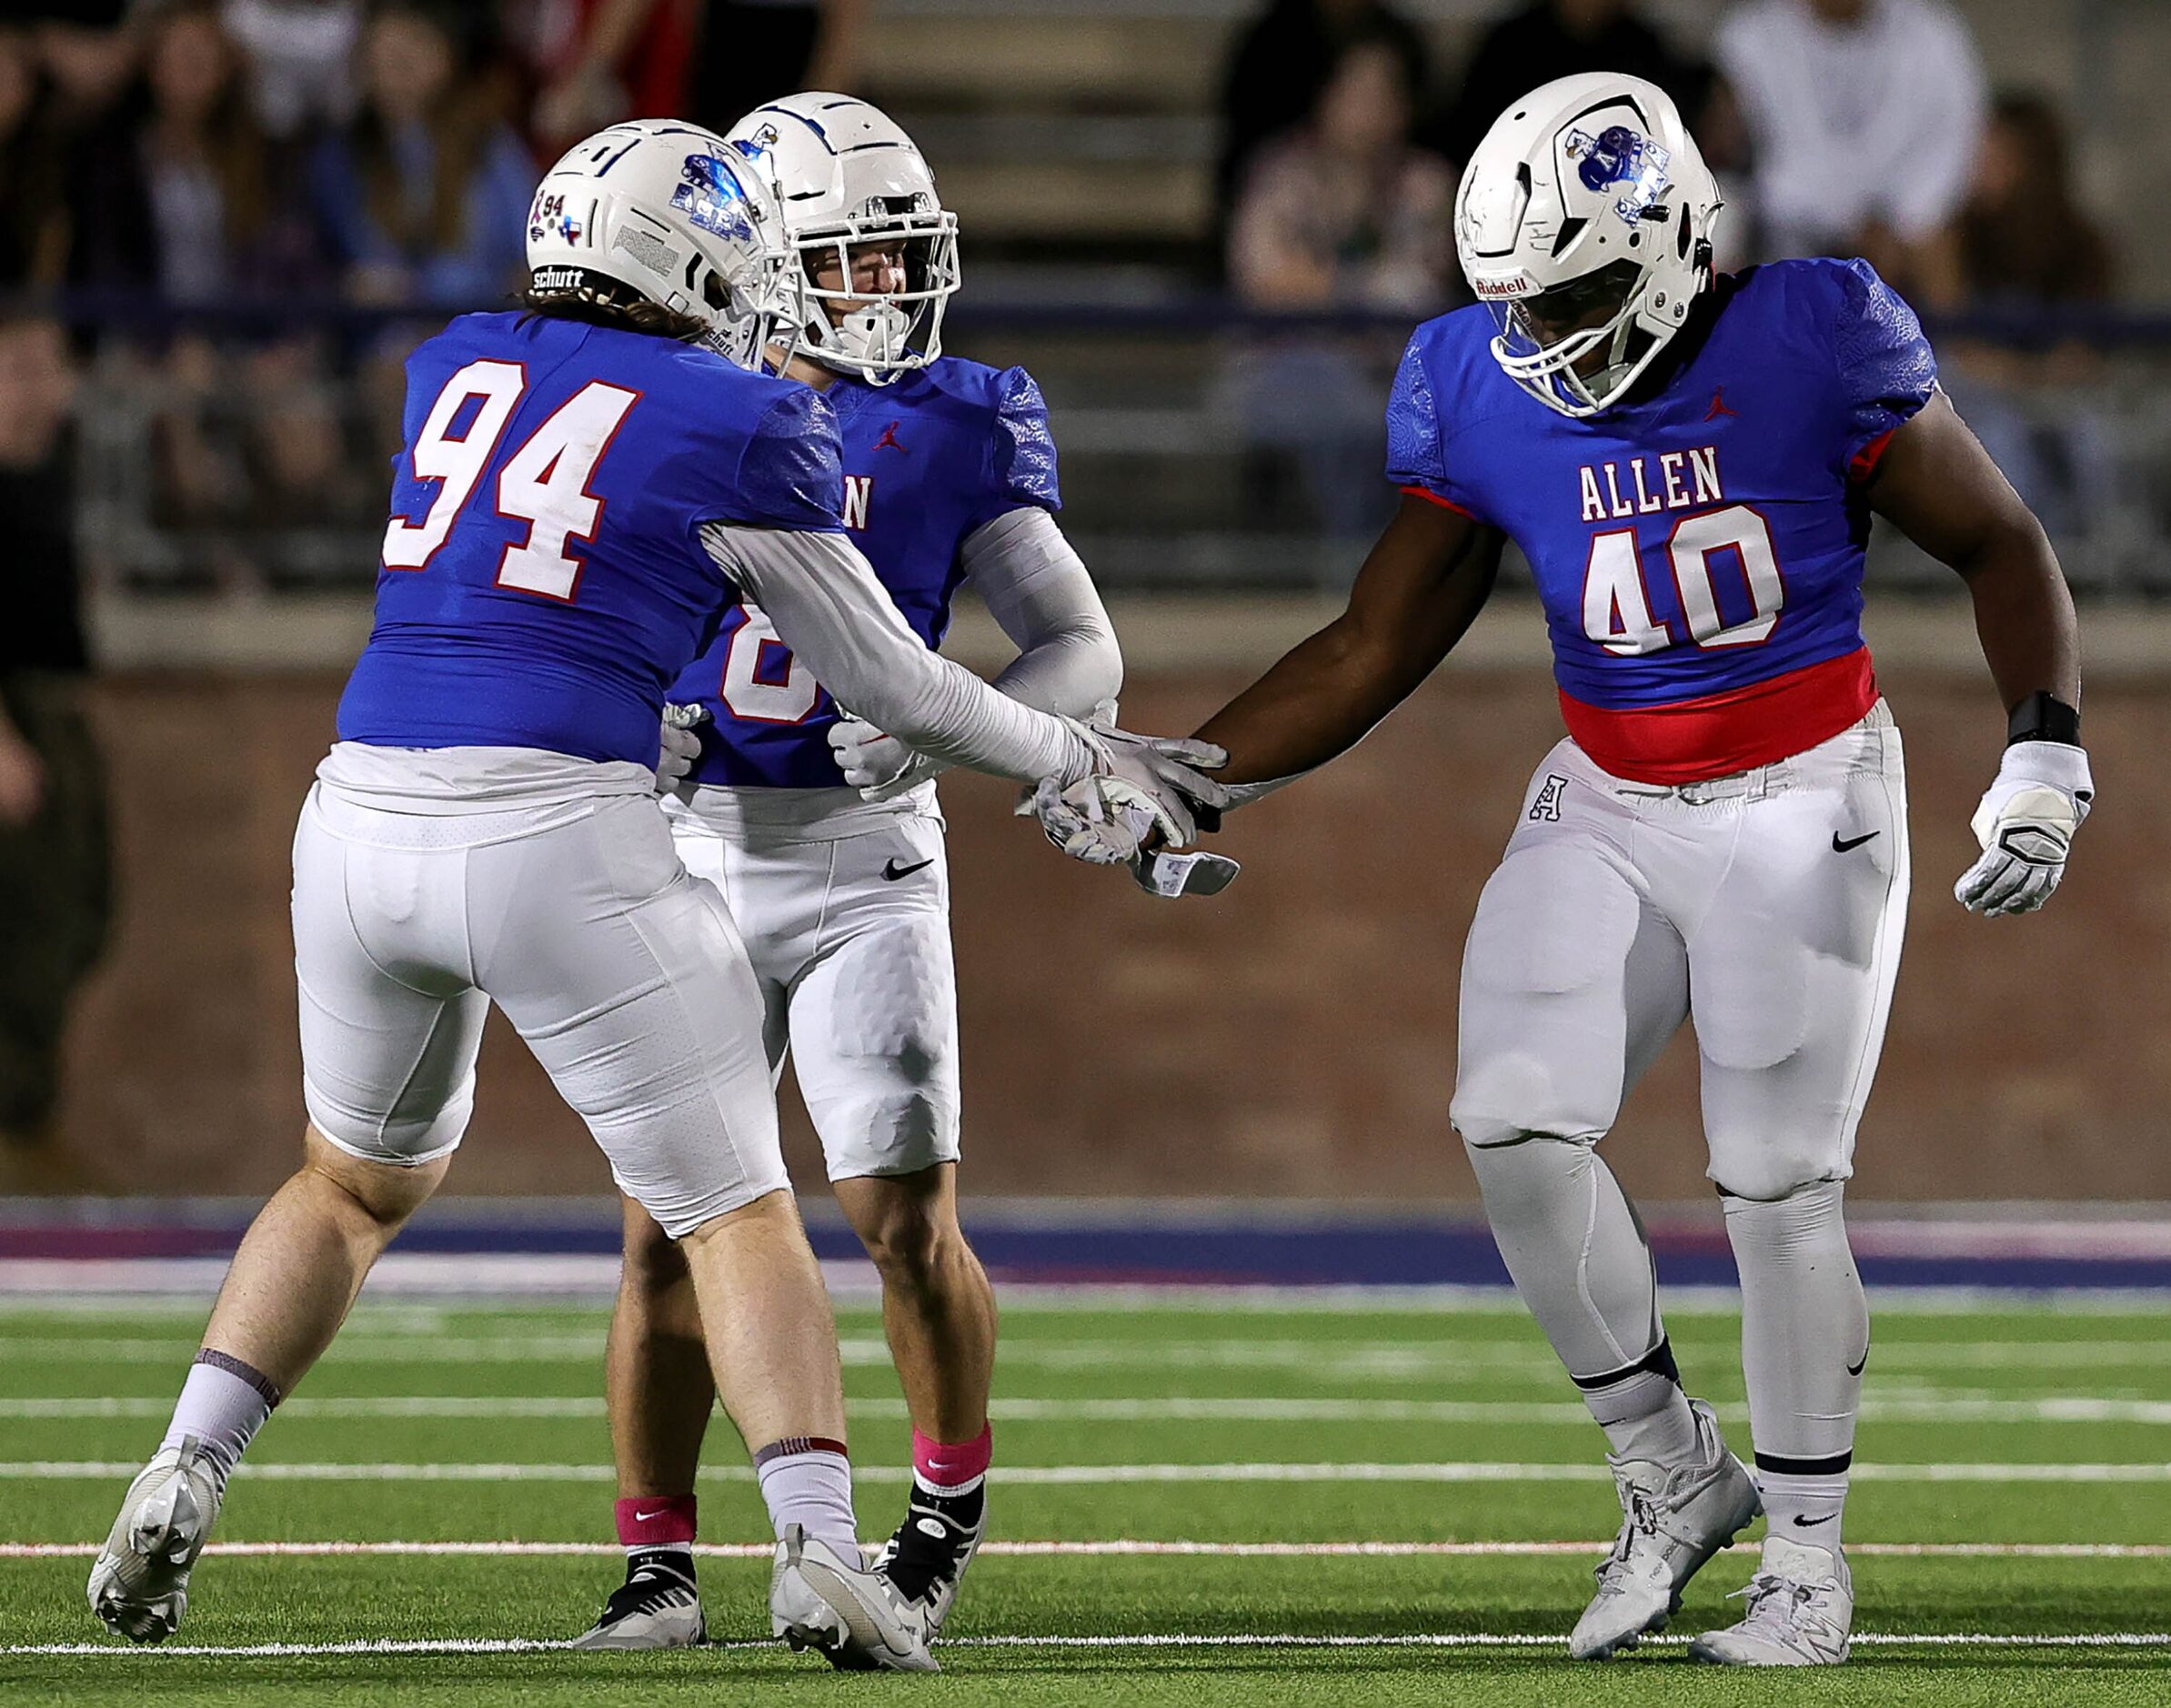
[
  {"x1": 572, "y1": 1550, "x2": 706, "y2": 1650},
  {"x1": 874, "y1": 1482, "x2": 986, "y2": 1638}
]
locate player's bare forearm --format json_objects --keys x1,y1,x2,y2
[
  {"x1": 1866, "y1": 389, "x2": 2080, "y2": 710},
  {"x1": 1195, "y1": 496, "x2": 1503, "y2": 784}
]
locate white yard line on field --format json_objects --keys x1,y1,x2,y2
[
  {"x1": 12, "y1": 1393, "x2": 2171, "y2": 1425},
  {"x1": 8, "y1": 1539, "x2": 2171, "y2": 1561},
  {"x1": 15, "y1": 1333, "x2": 2171, "y2": 1376},
  {"x1": 5, "y1": 1632, "x2": 2168, "y2": 1658},
  {"x1": 8, "y1": 1460, "x2": 2171, "y2": 1483},
  {"x1": 5, "y1": 1274, "x2": 2171, "y2": 1314},
  {"x1": 0, "y1": 1336, "x2": 612, "y2": 1363}
]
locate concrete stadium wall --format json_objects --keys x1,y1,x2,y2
[{"x1": 40, "y1": 652, "x2": 2168, "y2": 1205}]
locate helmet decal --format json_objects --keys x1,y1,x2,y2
[
  {"x1": 671, "y1": 155, "x2": 758, "y2": 245},
  {"x1": 1566, "y1": 125, "x2": 1672, "y2": 226}
]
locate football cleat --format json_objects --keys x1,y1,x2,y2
[
  {"x1": 871, "y1": 1483, "x2": 987, "y2": 1637},
  {"x1": 86, "y1": 1439, "x2": 225, "y2": 1643},
  {"x1": 1690, "y1": 1535, "x2": 1854, "y2": 1665},
  {"x1": 1568, "y1": 1399, "x2": 1761, "y2": 1661},
  {"x1": 571, "y1": 1551, "x2": 707, "y2": 1650},
  {"x1": 769, "y1": 1524, "x2": 937, "y2": 1673}
]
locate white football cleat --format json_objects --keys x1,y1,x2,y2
[
  {"x1": 1690, "y1": 1534, "x2": 1854, "y2": 1665},
  {"x1": 770, "y1": 1525, "x2": 938, "y2": 1673},
  {"x1": 1568, "y1": 1399, "x2": 1761, "y2": 1661},
  {"x1": 86, "y1": 1439, "x2": 225, "y2": 1643}
]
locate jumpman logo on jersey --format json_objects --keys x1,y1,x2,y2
[
  {"x1": 873, "y1": 421, "x2": 910, "y2": 454},
  {"x1": 1704, "y1": 387, "x2": 1739, "y2": 422}
]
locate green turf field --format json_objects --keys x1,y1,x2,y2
[{"x1": 4, "y1": 1295, "x2": 2169, "y2": 1703}]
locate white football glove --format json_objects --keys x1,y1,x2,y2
[
  {"x1": 1954, "y1": 739, "x2": 2093, "y2": 917},
  {"x1": 828, "y1": 714, "x2": 942, "y2": 801},
  {"x1": 656, "y1": 703, "x2": 709, "y2": 796},
  {"x1": 1020, "y1": 720, "x2": 1229, "y2": 867}
]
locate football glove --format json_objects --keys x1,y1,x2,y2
[
  {"x1": 829, "y1": 714, "x2": 941, "y2": 801},
  {"x1": 1020, "y1": 721, "x2": 1228, "y2": 867},
  {"x1": 1954, "y1": 739, "x2": 2093, "y2": 918},
  {"x1": 656, "y1": 703, "x2": 709, "y2": 796}
]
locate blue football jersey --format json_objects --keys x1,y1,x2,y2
[
  {"x1": 337, "y1": 311, "x2": 843, "y2": 768},
  {"x1": 1388, "y1": 258, "x2": 1936, "y2": 781},
  {"x1": 672, "y1": 357, "x2": 1060, "y2": 789}
]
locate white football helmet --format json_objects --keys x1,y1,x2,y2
[
  {"x1": 1455, "y1": 74, "x2": 1722, "y2": 417},
  {"x1": 524, "y1": 119, "x2": 799, "y2": 372},
  {"x1": 725, "y1": 94, "x2": 960, "y2": 385}
]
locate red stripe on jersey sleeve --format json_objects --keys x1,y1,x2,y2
[
  {"x1": 1849, "y1": 428, "x2": 1899, "y2": 484},
  {"x1": 1399, "y1": 485, "x2": 1476, "y2": 518}
]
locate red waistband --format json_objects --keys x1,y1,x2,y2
[{"x1": 1558, "y1": 648, "x2": 1879, "y2": 785}]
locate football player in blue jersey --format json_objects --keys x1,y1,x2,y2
[
  {"x1": 1040, "y1": 74, "x2": 2091, "y2": 1666},
  {"x1": 574, "y1": 94, "x2": 1124, "y2": 1653},
  {"x1": 86, "y1": 119, "x2": 1222, "y2": 1667}
]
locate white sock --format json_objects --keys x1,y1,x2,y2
[
  {"x1": 160, "y1": 1351, "x2": 278, "y2": 1490},
  {"x1": 1576, "y1": 1343, "x2": 1704, "y2": 1466},
  {"x1": 753, "y1": 1439, "x2": 859, "y2": 1558},
  {"x1": 1757, "y1": 1469, "x2": 1848, "y2": 1549}
]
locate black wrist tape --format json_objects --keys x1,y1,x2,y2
[{"x1": 2006, "y1": 691, "x2": 2080, "y2": 748}]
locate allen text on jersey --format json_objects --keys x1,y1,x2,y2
[{"x1": 1578, "y1": 447, "x2": 1723, "y2": 523}]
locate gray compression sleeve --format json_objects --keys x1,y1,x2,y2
[
  {"x1": 700, "y1": 523, "x2": 1096, "y2": 786},
  {"x1": 969, "y1": 507, "x2": 1124, "y2": 718}
]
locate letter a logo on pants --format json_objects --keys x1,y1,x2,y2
[{"x1": 1530, "y1": 775, "x2": 1568, "y2": 822}]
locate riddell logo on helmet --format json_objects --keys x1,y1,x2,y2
[{"x1": 1472, "y1": 276, "x2": 1532, "y2": 299}]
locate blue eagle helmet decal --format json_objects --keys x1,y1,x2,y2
[
  {"x1": 671, "y1": 150, "x2": 759, "y2": 245},
  {"x1": 730, "y1": 124, "x2": 780, "y2": 164},
  {"x1": 1565, "y1": 124, "x2": 1673, "y2": 226}
]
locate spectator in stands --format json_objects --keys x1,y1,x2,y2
[
  {"x1": 0, "y1": 25, "x2": 69, "y2": 288},
  {"x1": 1221, "y1": 32, "x2": 1453, "y2": 548},
  {"x1": 1945, "y1": 92, "x2": 2124, "y2": 556},
  {"x1": 533, "y1": 0, "x2": 869, "y2": 150},
  {"x1": 528, "y1": 0, "x2": 697, "y2": 152},
  {"x1": 27, "y1": 1, "x2": 138, "y2": 134},
  {"x1": 218, "y1": 0, "x2": 361, "y2": 137},
  {"x1": 1214, "y1": 0, "x2": 1432, "y2": 255},
  {"x1": 308, "y1": 2, "x2": 533, "y2": 306},
  {"x1": 1716, "y1": 0, "x2": 1985, "y2": 307},
  {"x1": 1229, "y1": 35, "x2": 1452, "y2": 316},
  {"x1": 1957, "y1": 92, "x2": 2114, "y2": 315},
  {"x1": 1442, "y1": 1, "x2": 1718, "y2": 169},
  {"x1": 64, "y1": 0, "x2": 304, "y2": 299},
  {"x1": 0, "y1": 310, "x2": 112, "y2": 1187}
]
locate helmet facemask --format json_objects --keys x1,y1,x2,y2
[
  {"x1": 789, "y1": 195, "x2": 960, "y2": 386},
  {"x1": 1488, "y1": 258, "x2": 1667, "y2": 417},
  {"x1": 699, "y1": 245, "x2": 803, "y2": 374}
]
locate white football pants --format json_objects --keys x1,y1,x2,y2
[
  {"x1": 665, "y1": 791, "x2": 961, "y2": 1182},
  {"x1": 1451, "y1": 701, "x2": 1909, "y2": 1200},
  {"x1": 293, "y1": 778, "x2": 786, "y2": 1236}
]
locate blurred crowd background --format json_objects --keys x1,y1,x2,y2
[
  {"x1": 4, "y1": 0, "x2": 2167, "y2": 1196},
  {"x1": 1, "y1": 0, "x2": 2166, "y2": 599}
]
